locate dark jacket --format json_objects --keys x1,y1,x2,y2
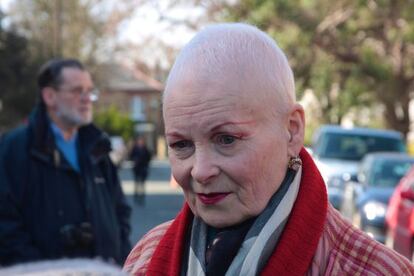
[
  {"x1": 0, "y1": 104, "x2": 131, "y2": 266},
  {"x1": 130, "y1": 145, "x2": 151, "y2": 171}
]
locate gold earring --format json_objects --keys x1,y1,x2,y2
[{"x1": 288, "y1": 156, "x2": 302, "y2": 171}]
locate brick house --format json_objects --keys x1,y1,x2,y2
[{"x1": 94, "y1": 63, "x2": 165, "y2": 157}]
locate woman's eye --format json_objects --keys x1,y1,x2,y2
[
  {"x1": 169, "y1": 140, "x2": 194, "y2": 159},
  {"x1": 170, "y1": 140, "x2": 192, "y2": 150},
  {"x1": 216, "y1": 135, "x2": 236, "y2": 145}
]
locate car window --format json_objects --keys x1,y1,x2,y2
[
  {"x1": 369, "y1": 160, "x2": 414, "y2": 187},
  {"x1": 316, "y1": 133, "x2": 404, "y2": 160}
]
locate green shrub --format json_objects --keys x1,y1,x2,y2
[{"x1": 94, "y1": 105, "x2": 134, "y2": 141}]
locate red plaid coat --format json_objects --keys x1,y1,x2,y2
[{"x1": 124, "y1": 204, "x2": 414, "y2": 275}]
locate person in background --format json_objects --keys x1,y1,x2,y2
[
  {"x1": 123, "y1": 23, "x2": 414, "y2": 275},
  {"x1": 129, "y1": 136, "x2": 152, "y2": 204},
  {"x1": 0, "y1": 58, "x2": 131, "y2": 266}
]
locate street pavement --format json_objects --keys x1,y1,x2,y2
[{"x1": 118, "y1": 160, "x2": 185, "y2": 245}]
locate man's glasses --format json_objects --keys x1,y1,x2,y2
[{"x1": 55, "y1": 86, "x2": 99, "y2": 102}]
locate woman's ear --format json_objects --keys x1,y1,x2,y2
[
  {"x1": 41, "y1": 87, "x2": 57, "y2": 108},
  {"x1": 287, "y1": 103, "x2": 305, "y2": 157}
]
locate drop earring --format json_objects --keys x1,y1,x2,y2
[{"x1": 288, "y1": 156, "x2": 302, "y2": 171}]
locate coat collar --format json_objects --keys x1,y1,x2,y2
[
  {"x1": 145, "y1": 148, "x2": 328, "y2": 275},
  {"x1": 28, "y1": 103, "x2": 111, "y2": 164}
]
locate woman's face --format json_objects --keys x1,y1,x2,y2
[{"x1": 164, "y1": 74, "x2": 292, "y2": 228}]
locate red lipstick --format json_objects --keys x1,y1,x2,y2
[{"x1": 197, "y1": 193, "x2": 230, "y2": 205}]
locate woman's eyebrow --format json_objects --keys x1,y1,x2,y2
[
  {"x1": 210, "y1": 121, "x2": 254, "y2": 132},
  {"x1": 165, "y1": 131, "x2": 186, "y2": 140}
]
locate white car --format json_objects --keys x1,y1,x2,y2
[{"x1": 311, "y1": 125, "x2": 406, "y2": 209}]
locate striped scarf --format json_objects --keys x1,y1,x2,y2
[{"x1": 186, "y1": 167, "x2": 302, "y2": 276}]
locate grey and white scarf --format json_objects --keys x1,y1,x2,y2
[{"x1": 186, "y1": 167, "x2": 302, "y2": 276}]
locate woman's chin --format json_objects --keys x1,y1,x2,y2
[
  {"x1": 204, "y1": 220, "x2": 231, "y2": 228},
  {"x1": 200, "y1": 213, "x2": 245, "y2": 228}
]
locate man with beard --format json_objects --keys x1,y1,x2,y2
[{"x1": 0, "y1": 59, "x2": 131, "y2": 266}]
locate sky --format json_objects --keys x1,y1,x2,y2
[
  {"x1": 117, "y1": 1, "x2": 206, "y2": 68},
  {"x1": 0, "y1": 0, "x2": 12, "y2": 23},
  {"x1": 0, "y1": 0, "x2": 204, "y2": 46},
  {"x1": 119, "y1": 1, "x2": 204, "y2": 47},
  {"x1": 0, "y1": 0, "x2": 205, "y2": 68},
  {"x1": 0, "y1": 0, "x2": 12, "y2": 9}
]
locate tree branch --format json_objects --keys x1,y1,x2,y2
[{"x1": 316, "y1": 7, "x2": 353, "y2": 33}]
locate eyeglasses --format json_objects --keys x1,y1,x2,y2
[{"x1": 55, "y1": 86, "x2": 99, "y2": 102}]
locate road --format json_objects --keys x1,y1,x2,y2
[{"x1": 118, "y1": 160, "x2": 185, "y2": 245}]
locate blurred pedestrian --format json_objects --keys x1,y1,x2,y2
[
  {"x1": 0, "y1": 58, "x2": 131, "y2": 266},
  {"x1": 129, "y1": 137, "x2": 152, "y2": 204}
]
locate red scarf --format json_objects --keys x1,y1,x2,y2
[{"x1": 146, "y1": 148, "x2": 328, "y2": 275}]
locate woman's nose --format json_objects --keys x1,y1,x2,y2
[{"x1": 190, "y1": 149, "x2": 219, "y2": 185}]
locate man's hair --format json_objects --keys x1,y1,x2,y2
[
  {"x1": 37, "y1": 58, "x2": 85, "y2": 90},
  {"x1": 164, "y1": 23, "x2": 296, "y2": 115}
]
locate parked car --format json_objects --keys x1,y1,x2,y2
[
  {"x1": 386, "y1": 166, "x2": 414, "y2": 260},
  {"x1": 344, "y1": 152, "x2": 414, "y2": 243},
  {"x1": 311, "y1": 125, "x2": 406, "y2": 209}
]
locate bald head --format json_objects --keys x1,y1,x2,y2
[
  {"x1": 164, "y1": 23, "x2": 296, "y2": 116},
  {"x1": 162, "y1": 24, "x2": 305, "y2": 228}
]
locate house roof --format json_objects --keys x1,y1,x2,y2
[{"x1": 95, "y1": 63, "x2": 164, "y2": 93}]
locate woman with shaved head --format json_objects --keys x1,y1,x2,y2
[{"x1": 124, "y1": 23, "x2": 414, "y2": 275}]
